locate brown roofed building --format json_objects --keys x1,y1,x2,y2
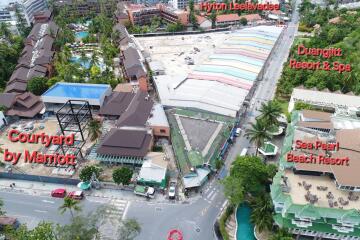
[
  {"x1": 124, "y1": 3, "x2": 189, "y2": 26},
  {"x1": 96, "y1": 128, "x2": 153, "y2": 158},
  {"x1": 0, "y1": 92, "x2": 44, "y2": 118},
  {"x1": 116, "y1": 91, "x2": 154, "y2": 128},
  {"x1": 120, "y1": 46, "x2": 148, "y2": 92},
  {"x1": 99, "y1": 92, "x2": 136, "y2": 118},
  {"x1": 2, "y1": 15, "x2": 58, "y2": 117}
]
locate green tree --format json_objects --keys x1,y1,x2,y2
[
  {"x1": 209, "y1": 10, "x2": 217, "y2": 29},
  {"x1": 117, "y1": 219, "x2": 141, "y2": 240},
  {"x1": 215, "y1": 158, "x2": 224, "y2": 170},
  {"x1": 90, "y1": 51, "x2": 100, "y2": 67},
  {"x1": 27, "y1": 77, "x2": 49, "y2": 95},
  {"x1": 87, "y1": 119, "x2": 102, "y2": 141},
  {"x1": 240, "y1": 17, "x2": 248, "y2": 26},
  {"x1": 15, "y1": 5, "x2": 30, "y2": 37},
  {"x1": 79, "y1": 165, "x2": 102, "y2": 182},
  {"x1": 258, "y1": 100, "x2": 282, "y2": 128},
  {"x1": 250, "y1": 194, "x2": 274, "y2": 232},
  {"x1": 244, "y1": 119, "x2": 272, "y2": 156},
  {"x1": 59, "y1": 196, "x2": 82, "y2": 219},
  {"x1": 29, "y1": 222, "x2": 56, "y2": 240},
  {"x1": 222, "y1": 176, "x2": 244, "y2": 206},
  {"x1": 0, "y1": 198, "x2": 5, "y2": 215},
  {"x1": 55, "y1": 215, "x2": 100, "y2": 240},
  {"x1": 269, "y1": 228, "x2": 293, "y2": 240},
  {"x1": 112, "y1": 167, "x2": 133, "y2": 186},
  {"x1": 0, "y1": 22, "x2": 12, "y2": 40},
  {"x1": 294, "y1": 101, "x2": 314, "y2": 111},
  {"x1": 230, "y1": 155, "x2": 270, "y2": 194}
]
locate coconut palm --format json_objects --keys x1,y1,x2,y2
[
  {"x1": 59, "y1": 196, "x2": 82, "y2": 219},
  {"x1": 90, "y1": 51, "x2": 100, "y2": 68},
  {"x1": 269, "y1": 228, "x2": 293, "y2": 240},
  {"x1": 250, "y1": 194, "x2": 274, "y2": 233},
  {"x1": 0, "y1": 22, "x2": 12, "y2": 40},
  {"x1": 244, "y1": 119, "x2": 271, "y2": 156},
  {"x1": 87, "y1": 119, "x2": 102, "y2": 142},
  {"x1": 258, "y1": 100, "x2": 282, "y2": 128}
]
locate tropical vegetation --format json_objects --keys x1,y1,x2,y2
[
  {"x1": 112, "y1": 167, "x2": 134, "y2": 186},
  {"x1": 58, "y1": 196, "x2": 82, "y2": 219},
  {"x1": 276, "y1": 1, "x2": 360, "y2": 99},
  {"x1": 79, "y1": 165, "x2": 102, "y2": 182},
  {"x1": 87, "y1": 119, "x2": 102, "y2": 142},
  {"x1": 0, "y1": 197, "x2": 141, "y2": 240}
]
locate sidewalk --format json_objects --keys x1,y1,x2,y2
[{"x1": 0, "y1": 178, "x2": 198, "y2": 204}]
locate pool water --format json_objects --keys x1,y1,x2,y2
[
  {"x1": 42, "y1": 83, "x2": 110, "y2": 99},
  {"x1": 236, "y1": 204, "x2": 255, "y2": 240},
  {"x1": 75, "y1": 31, "x2": 89, "y2": 39},
  {"x1": 70, "y1": 55, "x2": 105, "y2": 70}
]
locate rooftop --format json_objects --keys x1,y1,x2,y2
[
  {"x1": 284, "y1": 170, "x2": 360, "y2": 210},
  {"x1": 96, "y1": 128, "x2": 152, "y2": 158}
]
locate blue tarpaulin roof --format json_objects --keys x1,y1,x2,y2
[{"x1": 218, "y1": 167, "x2": 228, "y2": 180}]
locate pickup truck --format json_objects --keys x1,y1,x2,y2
[{"x1": 134, "y1": 185, "x2": 155, "y2": 198}]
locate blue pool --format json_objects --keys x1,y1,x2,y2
[
  {"x1": 75, "y1": 31, "x2": 89, "y2": 39},
  {"x1": 70, "y1": 56, "x2": 105, "y2": 70},
  {"x1": 42, "y1": 83, "x2": 110, "y2": 99},
  {"x1": 236, "y1": 204, "x2": 255, "y2": 240}
]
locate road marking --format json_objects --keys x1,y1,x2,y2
[
  {"x1": 41, "y1": 200, "x2": 54, "y2": 204},
  {"x1": 206, "y1": 189, "x2": 215, "y2": 199},
  {"x1": 122, "y1": 202, "x2": 130, "y2": 220},
  {"x1": 210, "y1": 191, "x2": 217, "y2": 201},
  {"x1": 34, "y1": 209, "x2": 47, "y2": 213}
]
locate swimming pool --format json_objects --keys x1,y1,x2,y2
[
  {"x1": 70, "y1": 55, "x2": 105, "y2": 70},
  {"x1": 41, "y1": 82, "x2": 112, "y2": 106},
  {"x1": 75, "y1": 31, "x2": 89, "y2": 40},
  {"x1": 236, "y1": 204, "x2": 255, "y2": 240}
]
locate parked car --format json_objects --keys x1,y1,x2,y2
[
  {"x1": 67, "y1": 191, "x2": 84, "y2": 200},
  {"x1": 51, "y1": 188, "x2": 66, "y2": 198},
  {"x1": 235, "y1": 128, "x2": 242, "y2": 137},
  {"x1": 134, "y1": 185, "x2": 155, "y2": 198},
  {"x1": 0, "y1": 216, "x2": 20, "y2": 230},
  {"x1": 168, "y1": 182, "x2": 176, "y2": 200}
]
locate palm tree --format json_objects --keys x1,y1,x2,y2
[
  {"x1": 269, "y1": 228, "x2": 292, "y2": 240},
  {"x1": 250, "y1": 194, "x2": 274, "y2": 233},
  {"x1": 90, "y1": 51, "x2": 100, "y2": 68},
  {"x1": 87, "y1": 119, "x2": 102, "y2": 142},
  {"x1": 258, "y1": 100, "x2": 282, "y2": 129},
  {"x1": 59, "y1": 197, "x2": 81, "y2": 219},
  {"x1": 244, "y1": 119, "x2": 271, "y2": 156},
  {"x1": 209, "y1": 10, "x2": 217, "y2": 29},
  {"x1": 0, "y1": 22, "x2": 12, "y2": 40}
]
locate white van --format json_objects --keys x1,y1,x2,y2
[
  {"x1": 240, "y1": 148, "x2": 248, "y2": 156},
  {"x1": 235, "y1": 128, "x2": 242, "y2": 136}
]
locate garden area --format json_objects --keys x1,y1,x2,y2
[
  {"x1": 275, "y1": 0, "x2": 360, "y2": 100},
  {"x1": 26, "y1": 6, "x2": 122, "y2": 97}
]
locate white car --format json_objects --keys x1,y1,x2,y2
[{"x1": 168, "y1": 182, "x2": 176, "y2": 199}]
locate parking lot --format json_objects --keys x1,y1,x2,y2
[{"x1": 137, "y1": 31, "x2": 231, "y2": 76}]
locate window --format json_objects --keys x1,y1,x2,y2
[{"x1": 160, "y1": 129, "x2": 166, "y2": 133}]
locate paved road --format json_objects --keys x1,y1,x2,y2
[
  {"x1": 1, "y1": 191, "x2": 105, "y2": 228},
  {"x1": 126, "y1": 180, "x2": 224, "y2": 240}
]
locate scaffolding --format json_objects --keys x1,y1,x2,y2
[{"x1": 55, "y1": 100, "x2": 93, "y2": 160}]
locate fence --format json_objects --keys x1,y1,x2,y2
[{"x1": 0, "y1": 172, "x2": 80, "y2": 185}]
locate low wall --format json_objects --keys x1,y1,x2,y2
[{"x1": 0, "y1": 172, "x2": 80, "y2": 185}]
